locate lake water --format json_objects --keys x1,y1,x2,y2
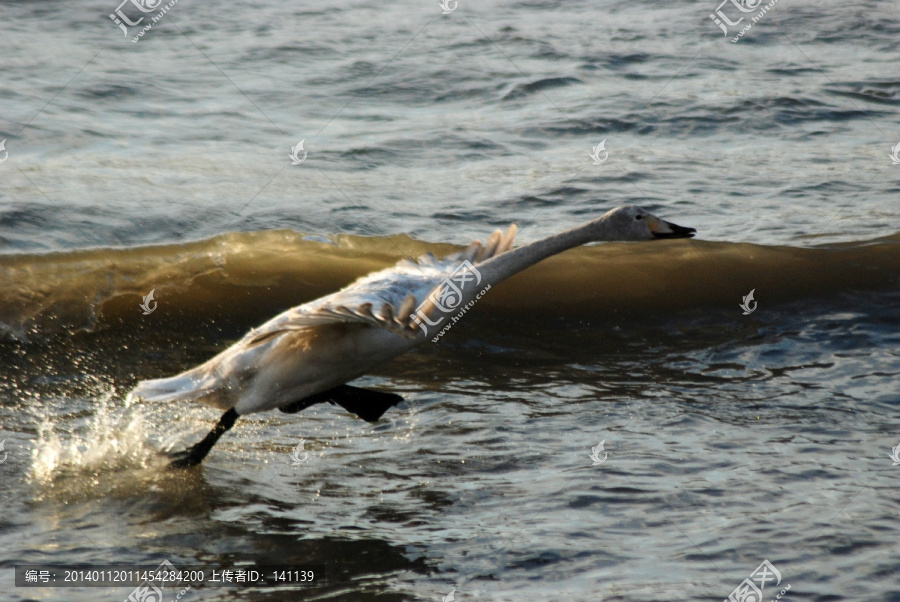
[{"x1": 1, "y1": 0, "x2": 899, "y2": 600}]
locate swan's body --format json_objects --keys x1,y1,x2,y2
[
  {"x1": 130, "y1": 205, "x2": 696, "y2": 466},
  {"x1": 131, "y1": 237, "x2": 514, "y2": 415}
]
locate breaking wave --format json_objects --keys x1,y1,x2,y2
[{"x1": 2, "y1": 229, "x2": 898, "y2": 341}]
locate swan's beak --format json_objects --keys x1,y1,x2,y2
[{"x1": 648, "y1": 217, "x2": 696, "y2": 239}]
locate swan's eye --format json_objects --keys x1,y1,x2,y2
[{"x1": 635, "y1": 215, "x2": 643, "y2": 220}]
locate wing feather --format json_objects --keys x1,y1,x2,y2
[
  {"x1": 247, "y1": 301, "x2": 422, "y2": 343},
  {"x1": 499, "y1": 224, "x2": 518, "y2": 253},
  {"x1": 482, "y1": 229, "x2": 502, "y2": 260}
]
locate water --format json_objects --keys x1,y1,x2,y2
[{"x1": 1, "y1": 0, "x2": 899, "y2": 600}]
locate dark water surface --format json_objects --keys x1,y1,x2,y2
[{"x1": 1, "y1": 0, "x2": 899, "y2": 600}]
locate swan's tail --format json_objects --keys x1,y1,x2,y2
[{"x1": 128, "y1": 366, "x2": 230, "y2": 410}]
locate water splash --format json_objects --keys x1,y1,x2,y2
[{"x1": 29, "y1": 392, "x2": 164, "y2": 487}]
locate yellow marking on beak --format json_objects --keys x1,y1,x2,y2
[{"x1": 645, "y1": 216, "x2": 670, "y2": 234}]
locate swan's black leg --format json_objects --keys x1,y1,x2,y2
[
  {"x1": 167, "y1": 408, "x2": 239, "y2": 469},
  {"x1": 279, "y1": 385, "x2": 403, "y2": 422}
]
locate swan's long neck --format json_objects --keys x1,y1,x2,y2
[{"x1": 476, "y1": 218, "x2": 608, "y2": 286}]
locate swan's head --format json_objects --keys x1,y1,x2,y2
[{"x1": 594, "y1": 206, "x2": 696, "y2": 241}]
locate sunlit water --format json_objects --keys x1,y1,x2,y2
[{"x1": 1, "y1": 0, "x2": 899, "y2": 600}]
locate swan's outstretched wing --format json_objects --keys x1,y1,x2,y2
[
  {"x1": 246, "y1": 294, "x2": 423, "y2": 341},
  {"x1": 243, "y1": 224, "x2": 519, "y2": 343}
]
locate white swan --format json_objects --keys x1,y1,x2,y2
[{"x1": 129, "y1": 205, "x2": 695, "y2": 467}]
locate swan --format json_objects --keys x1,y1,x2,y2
[{"x1": 129, "y1": 205, "x2": 696, "y2": 467}]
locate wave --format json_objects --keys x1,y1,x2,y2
[{"x1": 2, "y1": 230, "x2": 898, "y2": 340}]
